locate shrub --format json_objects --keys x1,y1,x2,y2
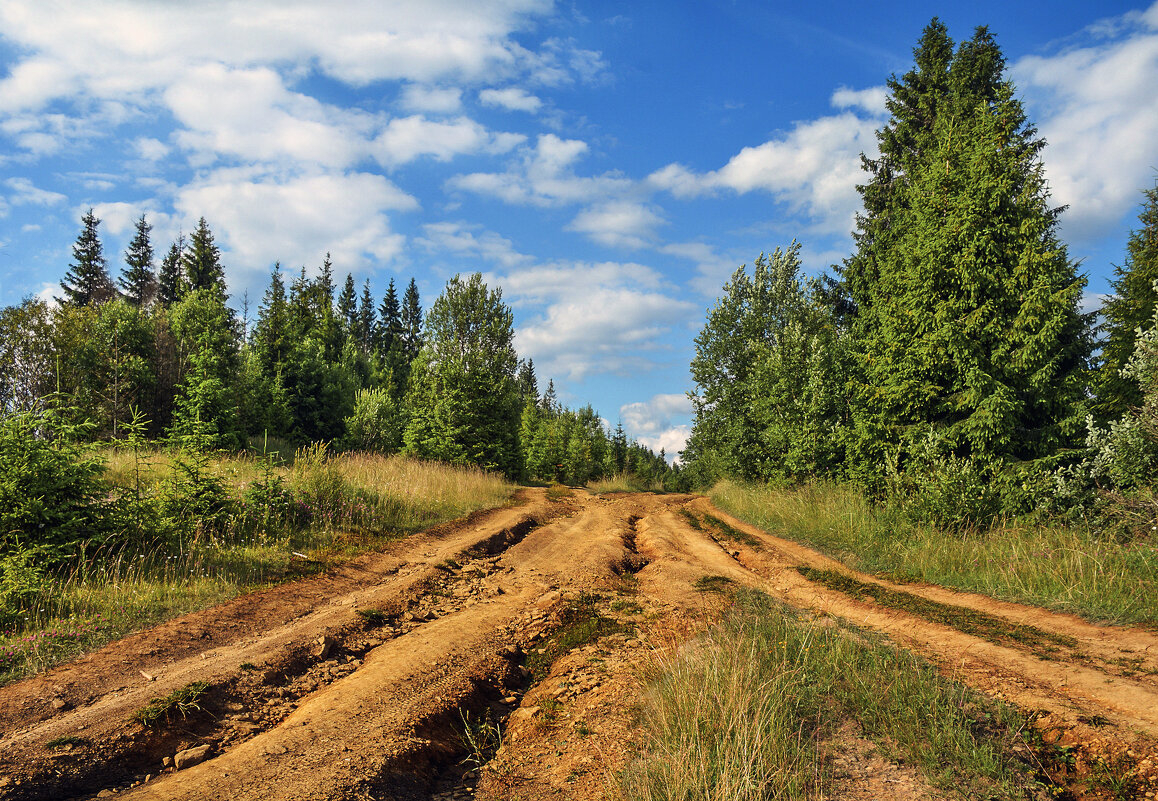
[{"x1": 0, "y1": 548, "x2": 50, "y2": 631}]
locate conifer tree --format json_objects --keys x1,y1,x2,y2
[
  {"x1": 517, "y1": 358, "x2": 539, "y2": 405},
  {"x1": 841, "y1": 20, "x2": 1091, "y2": 486},
  {"x1": 358, "y1": 279, "x2": 377, "y2": 353},
  {"x1": 119, "y1": 214, "x2": 156, "y2": 306},
  {"x1": 1096, "y1": 179, "x2": 1158, "y2": 421},
  {"x1": 401, "y1": 278, "x2": 423, "y2": 361},
  {"x1": 183, "y1": 217, "x2": 226, "y2": 296},
  {"x1": 157, "y1": 234, "x2": 186, "y2": 307},
  {"x1": 59, "y1": 209, "x2": 117, "y2": 307},
  {"x1": 254, "y1": 263, "x2": 289, "y2": 373},
  {"x1": 378, "y1": 278, "x2": 402, "y2": 354},
  {"x1": 338, "y1": 273, "x2": 358, "y2": 336}
]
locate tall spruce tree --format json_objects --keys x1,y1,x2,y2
[
  {"x1": 401, "y1": 277, "x2": 423, "y2": 361},
  {"x1": 60, "y1": 209, "x2": 117, "y2": 307},
  {"x1": 183, "y1": 217, "x2": 226, "y2": 296},
  {"x1": 338, "y1": 273, "x2": 358, "y2": 337},
  {"x1": 119, "y1": 214, "x2": 156, "y2": 306},
  {"x1": 254, "y1": 263, "x2": 289, "y2": 373},
  {"x1": 378, "y1": 278, "x2": 402, "y2": 354},
  {"x1": 157, "y1": 234, "x2": 186, "y2": 307},
  {"x1": 841, "y1": 21, "x2": 1091, "y2": 486},
  {"x1": 358, "y1": 279, "x2": 377, "y2": 353},
  {"x1": 1096, "y1": 179, "x2": 1158, "y2": 422}
]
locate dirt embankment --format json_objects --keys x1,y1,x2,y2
[{"x1": 2, "y1": 489, "x2": 1156, "y2": 800}]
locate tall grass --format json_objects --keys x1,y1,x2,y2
[
  {"x1": 711, "y1": 479, "x2": 1158, "y2": 626},
  {"x1": 0, "y1": 450, "x2": 513, "y2": 684},
  {"x1": 621, "y1": 590, "x2": 1029, "y2": 801}
]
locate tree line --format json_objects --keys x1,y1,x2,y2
[
  {"x1": 1, "y1": 212, "x2": 678, "y2": 488},
  {"x1": 684, "y1": 20, "x2": 1158, "y2": 533}
]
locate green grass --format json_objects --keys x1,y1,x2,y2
[
  {"x1": 0, "y1": 451, "x2": 513, "y2": 686},
  {"x1": 680, "y1": 508, "x2": 761, "y2": 548},
  {"x1": 693, "y1": 574, "x2": 734, "y2": 593},
  {"x1": 525, "y1": 594, "x2": 626, "y2": 681},
  {"x1": 798, "y1": 567, "x2": 1079, "y2": 659},
  {"x1": 621, "y1": 589, "x2": 1036, "y2": 801},
  {"x1": 710, "y1": 479, "x2": 1158, "y2": 626},
  {"x1": 132, "y1": 680, "x2": 211, "y2": 726}
]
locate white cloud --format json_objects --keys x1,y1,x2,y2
[
  {"x1": 619, "y1": 393, "x2": 694, "y2": 460},
  {"x1": 399, "y1": 85, "x2": 463, "y2": 113},
  {"x1": 449, "y1": 133, "x2": 633, "y2": 206},
  {"x1": 4, "y1": 177, "x2": 65, "y2": 206},
  {"x1": 567, "y1": 200, "x2": 665, "y2": 249},
  {"x1": 1012, "y1": 6, "x2": 1158, "y2": 241},
  {"x1": 649, "y1": 109, "x2": 881, "y2": 236},
  {"x1": 479, "y1": 87, "x2": 542, "y2": 112},
  {"x1": 373, "y1": 115, "x2": 523, "y2": 167},
  {"x1": 174, "y1": 168, "x2": 418, "y2": 285},
  {"x1": 831, "y1": 85, "x2": 888, "y2": 116},
  {"x1": 415, "y1": 221, "x2": 532, "y2": 268},
  {"x1": 134, "y1": 137, "x2": 169, "y2": 161}
]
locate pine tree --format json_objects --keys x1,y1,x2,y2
[
  {"x1": 841, "y1": 21, "x2": 1091, "y2": 486},
  {"x1": 183, "y1": 217, "x2": 226, "y2": 296},
  {"x1": 157, "y1": 234, "x2": 186, "y2": 307},
  {"x1": 338, "y1": 273, "x2": 358, "y2": 337},
  {"x1": 401, "y1": 278, "x2": 423, "y2": 361},
  {"x1": 254, "y1": 263, "x2": 289, "y2": 373},
  {"x1": 119, "y1": 214, "x2": 156, "y2": 307},
  {"x1": 1096, "y1": 179, "x2": 1158, "y2": 421},
  {"x1": 517, "y1": 357, "x2": 539, "y2": 405},
  {"x1": 358, "y1": 279, "x2": 377, "y2": 353},
  {"x1": 378, "y1": 278, "x2": 402, "y2": 354},
  {"x1": 59, "y1": 209, "x2": 117, "y2": 307}
]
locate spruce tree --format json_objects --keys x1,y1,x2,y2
[
  {"x1": 1096, "y1": 179, "x2": 1158, "y2": 421},
  {"x1": 378, "y1": 278, "x2": 402, "y2": 354},
  {"x1": 337, "y1": 273, "x2": 358, "y2": 337},
  {"x1": 59, "y1": 209, "x2": 117, "y2": 307},
  {"x1": 842, "y1": 21, "x2": 1091, "y2": 486},
  {"x1": 358, "y1": 279, "x2": 377, "y2": 353},
  {"x1": 183, "y1": 217, "x2": 226, "y2": 296},
  {"x1": 401, "y1": 277, "x2": 423, "y2": 361},
  {"x1": 254, "y1": 263, "x2": 289, "y2": 373},
  {"x1": 157, "y1": 234, "x2": 186, "y2": 307},
  {"x1": 119, "y1": 214, "x2": 156, "y2": 306}
]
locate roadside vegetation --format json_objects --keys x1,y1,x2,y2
[
  {"x1": 0, "y1": 436, "x2": 512, "y2": 685},
  {"x1": 622, "y1": 589, "x2": 1036, "y2": 801}
]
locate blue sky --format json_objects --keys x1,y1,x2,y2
[{"x1": 1, "y1": 1, "x2": 1157, "y2": 458}]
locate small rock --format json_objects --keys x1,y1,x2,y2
[
  {"x1": 96, "y1": 790, "x2": 116, "y2": 798},
  {"x1": 502, "y1": 695, "x2": 518, "y2": 704},
  {"x1": 509, "y1": 706, "x2": 540, "y2": 723},
  {"x1": 51, "y1": 697, "x2": 69, "y2": 710},
  {"x1": 173, "y1": 744, "x2": 211, "y2": 770},
  {"x1": 162, "y1": 756, "x2": 173, "y2": 768},
  {"x1": 314, "y1": 635, "x2": 337, "y2": 660}
]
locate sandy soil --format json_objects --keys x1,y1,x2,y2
[{"x1": 1, "y1": 489, "x2": 1155, "y2": 800}]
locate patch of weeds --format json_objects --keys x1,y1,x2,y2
[
  {"x1": 693, "y1": 574, "x2": 734, "y2": 594},
  {"x1": 610, "y1": 599, "x2": 643, "y2": 615},
  {"x1": 574, "y1": 720, "x2": 592, "y2": 737},
  {"x1": 680, "y1": 508, "x2": 761, "y2": 548},
  {"x1": 46, "y1": 735, "x2": 87, "y2": 749},
  {"x1": 459, "y1": 708, "x2": 502, "y2": 769},
  {"x1": 540, "y1": 697, "x2": 563, "y2": 721},
  {"x1": 546, "y1": 484, "x2": 574, "y2": 501},
  {"x1": 239, "y1": 662, "x2": 258, "y2": 671},
  {"x1": 525, "y1": 595, "x2": 625, "y2": 681},
  {"x1": 132, "y1": 680, "x2": 211, "y2": 727},
  {"x1": 356, "y1": 608, "x2": 389, "y2": 625},
  {"x1": 798, "y1": 566, "x2": 1079, "y2": 659},
  {"x1": 435, "y1": 558, "x2": 461, "y2": 572}
]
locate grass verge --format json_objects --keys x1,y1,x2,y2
[
  {"x1": 0, "y1": 452, "x2": 513, "y2": 685},
  {"x1": 710, "y1": 480, "x2": 1158, "y2": 626},
  {"x1": 525, "y1": 593, "x2": 626, "y2": 681},
  {"x1": 621, "y1": 589, "x2": 1036, "y2": 801}
]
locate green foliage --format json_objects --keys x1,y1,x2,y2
[
  {"x1": 0, "y1": 298, "x2": 54, "y2": 414},
  {"x1": 1096, "y1": 179, "x2": 1158, "y2": 421},
  {"x1": 168, "y1": 288, "x2": 242, "y2": 449},
  {"x1": 182, "y1": 217, "x2": 226, "y2": 297},
  {"x1": 0, "y1": 406, "x2": 115, "y2": 561},
  {"x1": 841, "y1": 21, "x2": 1091, "y2": 491},
  {"x1": 342, "y1": 386, "x2": 403, "y2": 453},
  {"x1": 884, "y1": 433, "x2": 1003, "y2": 533},
  {"x1": 0, "y1": 548, "x2": 50, "y2": 630},
  {"x1": 59, "y1": 209, "x2": 117, "y2": 308},
  {"x1": 133, "y1": 680, "x2": 210, "y2": 726},
  {"x1": 119, "y1": 214, "x2": 156, "y2": 307},
  {"x1": 403, "y1": 273, "x2": 522, "y2": 475},
  {"x1": 161, "y1": 419, "x2": 235, "y2": 539},
  {"x1": 686, "y1": 244, "x2": 848, "y2": 486}
]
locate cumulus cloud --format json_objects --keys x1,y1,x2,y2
[
  {"x1": 449, "y1": 133, "x2": 633, "y2": 206},
  {"x1": 479, "y1": 87, "x2": 543, "y2": 112},
  {"x1": 373, "y1": 115, "x2": 524, "y2": 167},
  {"x1": 415, "y1": 220, "x2": 532, "y2": 268},
  {"x1": 831, "y1": 85, "x2": 888, "y2": 115},
  {"x1": 174, "y1": 168, "x2": 418, "y2": 285},
  {"x1": 567, "y1": 200, "x2": 665, "y2": 249},
  {"x1": 648, "y1": 107, "x2": 882, "y2": 237},
  {"x1": 4, "y1": 177, "x2": 65, "y2": 206},
  {"x1": 399, "y1": 85, "x2": 463, "y2": 113},
  {"x1": 1012, "y1": 5, "x2": 1158, "y2": 241},
  {"x1": 619, "y1": 393, "x2": 693, "y2": 461}
]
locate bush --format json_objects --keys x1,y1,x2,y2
[
  {"x1": 341, "y1": 387, "x2": 403, "y2": 453},
  {"x1": 0, "y1": 406, "x2": 117, "y2": 560},
  {"x1": 887, "y1": 434, "x2": 1003, "y2": 534},
  {"x1": 0, "y1": 548, "x2": 50, "y2": 631}
]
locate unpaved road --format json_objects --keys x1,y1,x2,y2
[{"x1": 2, "y1": 489, "x2": 1156, "y2": 800}]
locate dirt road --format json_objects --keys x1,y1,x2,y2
[{"x1": 2, "y1": 489, "x2": 1156, "y2": 800}]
